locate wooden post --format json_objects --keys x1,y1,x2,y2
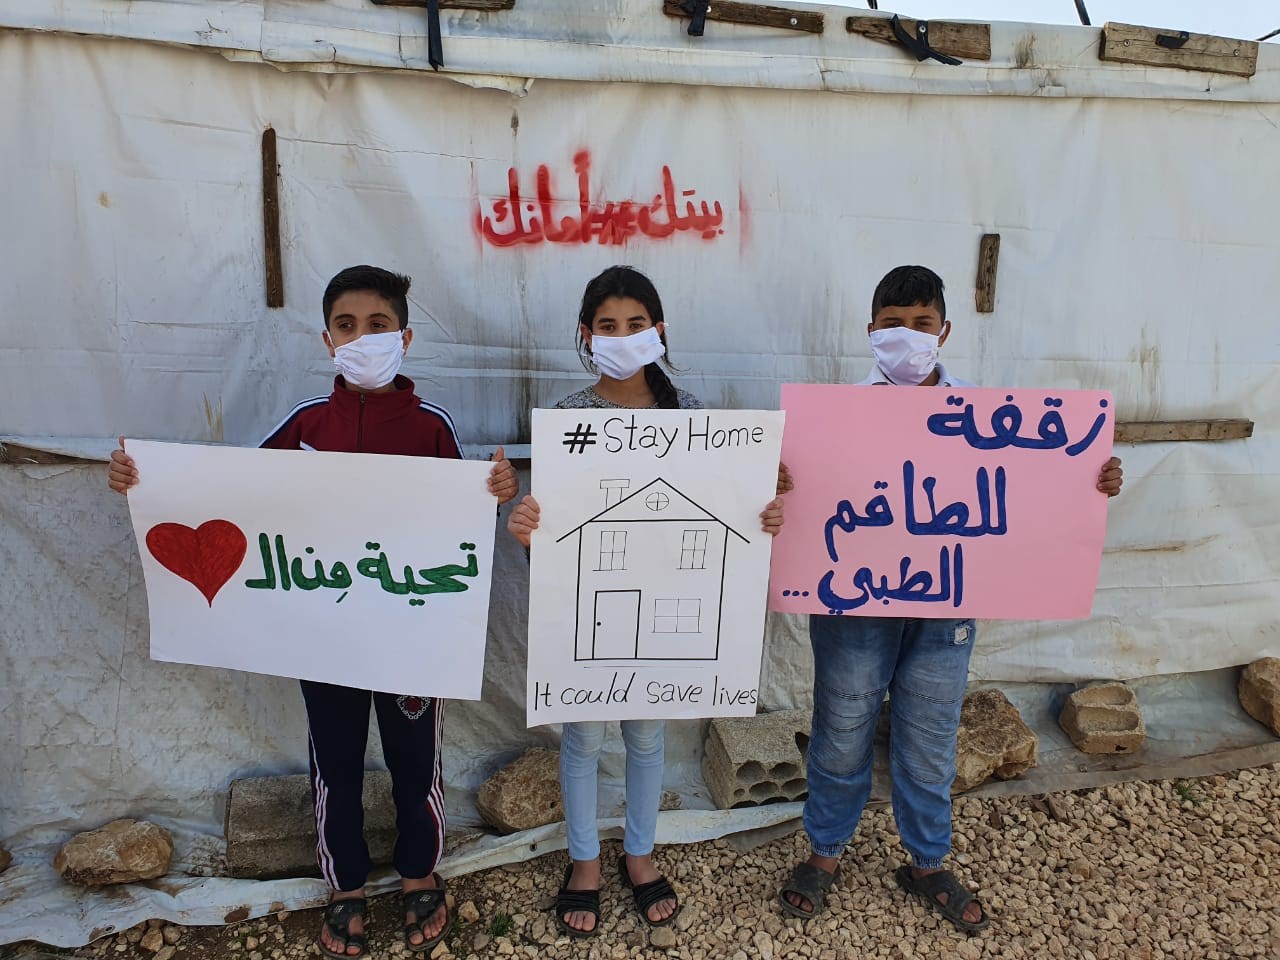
[
  {"x1": 663, "y1": 1, "x2": 824, "y2": 34},
  {"x1": 975, "y1": 233, "x2": 1000, "y2": 313},
  {"x1": 371, "y1": 0, "x2": 515, "y2": 7},
  {"x1": 1114, "y1": 420, "x2": 1254, "y2": 443},
  {"x1": 1099, "y1": 23, "x2": 1258, "y2": 78},
  {"x1": 846, "y1": 15, "x2": 991, "y2": 60},
  {"x1": 262, "y1": 127, "x2": 284, "y2": 309}
]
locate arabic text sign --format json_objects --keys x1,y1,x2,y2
[
  {"x1": 476, "y1": 149, "x2": 729, "y2": 248},
  {"x1": 527, "y1": 409, "x2": 784, "y2": 726},
  {"x1": 770, "y1": 386, "x2": 1114, "y2": 621},
  {"x1": 125, "y1": 441, "x2": 495, "y2": 697}
]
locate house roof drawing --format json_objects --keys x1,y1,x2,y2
[{"x1": 555, "y1": 478, "x2": 749, "y2": 544}]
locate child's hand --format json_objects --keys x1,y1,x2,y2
[
  {"x1": 1097, "y1": 456, "x2": 1123, "y2": 497},
  {"x1": 507, "y1": 494, "x2": 540, "y2": 548},
  {"x1": 776, "y1": 462, "x2": 794, "y2": 496},
  {"x1": 760, "y1": 497, "x2": 785, "y2": 537},
  {"x1": 487, "y1": 446, "x2": 519, "y2": 504},
  {"x1": 107, "y1": 436, "x2": 138, "y2": 495}
]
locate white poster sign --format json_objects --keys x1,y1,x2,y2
[
  {"x1": 125, "y1": 440, "x2": 496, "y2": 698},
  {"x1": 526, "y1": 409, "x2": 784, "y2": 725}
]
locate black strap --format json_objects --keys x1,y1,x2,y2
[
  {"x1": 556, "y1": 865, "x2": 601, "y2": 918},
  {"x1": 631, "y1": 875, "x2": 677, "y2": 914},
  {"x1": 403, "y1": 886, "x2": 446, "y2": 926},
  {"x1": 890, "y1": 14, "x2": 962, "y2": 66},
  {"x1": 556, "y1": 888, "x2": 600, "y2": 913},
  {"x1": 909, "y1": 869, "x2": 979, "y2": 920},
  {"x1": 782, "y1": 862, "x2": 837, "y2": 899},
  {"x1": 680, "y1": 0, "x2": 708, "y2": 37},
  {"x1": 426, "y1": 0, "x2": 444, "y2": 69},
  {"x1": 323, "y1": 899, "x2": 368, "y2": 949},
  {"x1": 1156, "y1": 30, "x2": 1190, "y2": 49}
]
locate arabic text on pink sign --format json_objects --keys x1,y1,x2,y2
[{"x1": 769, "y1": 384, "x2": 1115, "y2": 621}]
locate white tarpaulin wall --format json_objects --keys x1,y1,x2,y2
[{"x1": 1, "y1": 3, "x2": 1278, "y2": 946}]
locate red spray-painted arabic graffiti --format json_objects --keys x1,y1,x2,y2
[{"x1": 476, "y1": 151, "x2": 727, "y2": 248}]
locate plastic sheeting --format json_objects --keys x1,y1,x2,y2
[
  {"x1": 5, "y1": 658, "x2": 1277, "y2": 947},
  {"x1": 1, "y1": 16, "x2": 1278, "y2": 949},
  {"x1": 3, "y1": 0, "x2": 1279, "y2": 103}
]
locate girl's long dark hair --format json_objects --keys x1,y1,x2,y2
[{"x1": 576, "y1": 265, "x2": 679, "y2": 409}]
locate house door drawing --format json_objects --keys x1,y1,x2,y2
[
  {"x1": 592, "y1": 589, "x2": 641, "y2": 659},
  {"x1": 563, "y1": 478, "x2": 750, "y2": 664}
]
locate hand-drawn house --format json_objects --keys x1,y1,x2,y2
[{"x1": 556, "y1": 478, "x2": 748, "y2": 662}]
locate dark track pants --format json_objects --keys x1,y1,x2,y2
[{"x1": 300, "y1": 680, "x2": 445, "y2": 891}]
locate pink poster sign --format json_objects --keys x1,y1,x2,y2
[{"x1": 769, "y1": 384, "x2": 1115, "y2": 621}]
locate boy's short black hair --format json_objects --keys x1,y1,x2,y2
[
  {"x1": 871, "y1": 265, "x2": 946, "y2": 321},
  {"x1": 322, "y1": 265, "x2": 412, "y2": 329}
]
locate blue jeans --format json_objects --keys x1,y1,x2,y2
[
  {"x1": 803, "y1": 615, "x2": 976, "y2": 869},
  {"x1": 559, "y1": 719, "x2": 665, "y2": 862}
]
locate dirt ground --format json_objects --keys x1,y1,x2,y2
[{"x1": 8, "y1": 764, "x2": 1279, "y2": 960}]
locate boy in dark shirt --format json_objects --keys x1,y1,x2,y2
[{"x1": 110, "y1": 265, "x2": 518, "y2": 956}]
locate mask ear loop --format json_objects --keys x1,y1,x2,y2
[{"x1": 577, "y1": 324, "x2": 598, "y2": 373}]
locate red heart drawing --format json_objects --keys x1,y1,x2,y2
[{"x1": 145, "y1": 520, "x2": 248, "y2": 607}]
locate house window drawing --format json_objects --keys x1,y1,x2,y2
[
  {"x1": 596, "y1": 530, "x2": 627, "y2": 571},
  {"x1": 557, "y1": 478, "x2": 748, "y2": 662},
  {"x1": 653, "y1": 598, "x2": 701, "y2": 633},
  {"x1": 645, "y1": 490, "x2": 670, "y2": 511},
  {"x1": 679, "y1": 529, "x2": 709, "y2": 569}
]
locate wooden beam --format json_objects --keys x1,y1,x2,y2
[
  {"x1": 663, "y1": 1, "x2": 824, "y2": 35},
  {"x1": 846, "y1": 15, "x2": 990, "y2": 60},
  {"x1": 371, "y1": 0, "x2": 515, "y2": 8},
  {"x1": 975, "y1": 233, "x2": 1000, "y2": 313},
  {"x1": 1099, "y1": 23, "x2": 1258, "y2": 78},
  {"x1": 1114, "y1": 420, "x2": 1254, "y2": 443},
  {"x1": 261, "y1": 128, "x2": 284, "y2": 309}
]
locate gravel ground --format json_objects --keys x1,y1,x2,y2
[{"x1": 14, "y1": 763, "x2": 1279, "y2": 960}]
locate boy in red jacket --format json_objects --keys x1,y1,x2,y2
[{"x1": 110, "y1": 265, "x2": 518, "y2": 958}]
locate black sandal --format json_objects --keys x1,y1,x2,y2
[
  {"x1": 554, "y1": 864, "x2": 602, "y2": 939},
  {"x1": 778, "y1": 862, "x2": 840, "y2": 919},
  {"x1": 402, "y1": 874, "x2": 450, "y2": 953},
  {"x1": 317, "y1": 897, "x2": 368, "y2": 959},
  {"x1": 894, "y1": 865, "x2": 990, "y2": 934},
  {"x1": 618, "y1": 856, "x2": 681, "y2": 928}
]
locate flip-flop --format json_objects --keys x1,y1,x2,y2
[
  {"x1": 402, "y1": 874, "x2": 449, "y2": 953},
  {"x1": 618, "y1": 856, "x2": 681, "y2": 928},
  {"x1": 778, "y1": 861, "x2": 840, "y2": 919},
  {"x1": 554, "y1": 864, "x2": 602, "y2": 939},
  {"x1": 317, "y1": 897, "x2": 368, "y2": 959},
  {"x1": 895, "y1": 865, "x2": 990, "y2": 934}
]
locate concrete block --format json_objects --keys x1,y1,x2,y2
[
  {"x1": 702, "y1": 709, "x2": 810, "y2": 809},
  {"x1": 224, "y1": 771, "x2": 395, "y2": 879},
  {"x1": 954, "y1": 689, "x2": 1038, "y2": 793},
  {"x1": 1239, "y1": 657, "x2": 1280, "y2": 737},
  {"x1": 1059, "y1": 682, "x2": 1146, "y2": 754}
]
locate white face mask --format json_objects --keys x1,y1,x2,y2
[
  {"x1": 869, "y1": 327, "x2": 940, "y2": 385},
  {"x1": 332, "y1": 331, "x2": 405, "y2": 390},
  {"x1": 589, "y1": 327, "x2": 667, "y2": 381}
]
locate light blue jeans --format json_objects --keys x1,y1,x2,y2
[
  {"x1": 803, "y1": 614, "x2": 976, "y2": 869},
  {"x1": 559, "y1": 719, "x2": 665, "y2": 861}
]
